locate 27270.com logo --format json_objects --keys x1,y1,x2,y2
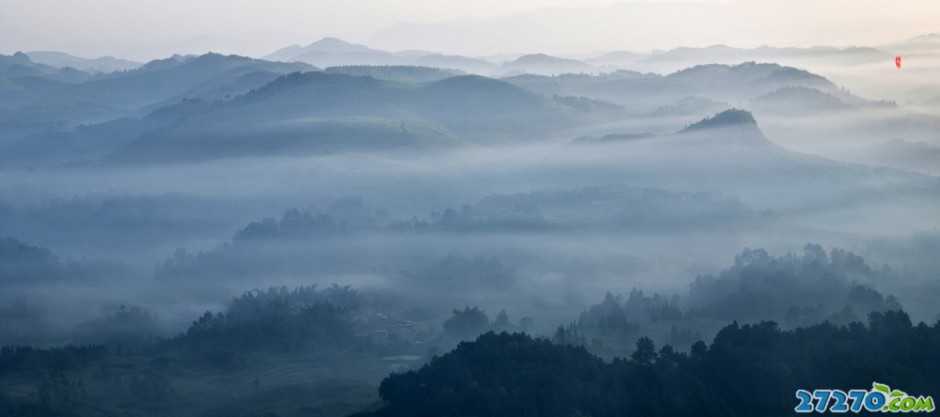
[{"x1": 796, "y1": 382, "x2": 935, "y2": 413}]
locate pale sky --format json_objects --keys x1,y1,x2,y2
[{"x1": 1, "y1": 0, "x2": 938, "y2": 61}]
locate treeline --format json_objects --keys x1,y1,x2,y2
[
  {"x1": 151, "y1": 185, "x2": 768, "y2": 284},
  {"x1": 233, "y1": 209, "x2": 344, "y2": 241},
  {"x1": 390, "y1": 186, "x2": 758, "y2": 234},
  {"x1": 154, "y1": 207, "x2": 524, "y2": 287},
  {"x1": 373, "y1": 310, "x2": 940, "y2": 417}
]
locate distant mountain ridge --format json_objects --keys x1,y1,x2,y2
[
  {"x1": 0, "y1": 52, "x2": 92, "y2": 83},
  {"x1": 0, "y1": 53, "x2": 314, "y2": 125},
  {"x1": 24, "y1": 51, "x2": 141, "y2": 73},
  {"x1": 0, "y1": 48, "x2": 915, "y2": 171}
]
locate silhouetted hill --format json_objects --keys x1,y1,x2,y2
[
  {"x1": 500, "y1": 54, "x2": 596, "y2": 75},
  {"x1": 681, "y1": 108, "x2": 756, "y2": 131},
  {"x1": 265, "y1": 38, "x2": 505, "y2": 74},
  {"x1": 543, "y1": 108, "x2": 940, "y2": 213},
  {"x1": 672, "y1": 109, "x2": 774, "y2": 149},
  {"x1": 266, "y1": 37, "x2": 404, "y2": 67}
]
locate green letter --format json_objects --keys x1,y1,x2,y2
[{"x1": 914, "y1": 396, "x2": 934, "y2": 412}]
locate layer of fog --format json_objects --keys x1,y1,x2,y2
[
  {"x1": 3, "y1": 47, "x2": 940, "y2": 349},
  {"x1": 2, "y1": 123, "x2": 937, "y2": 346}
]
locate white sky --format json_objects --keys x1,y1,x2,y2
[{"x1": 1, "y1": 0, "x2": 938, "y2": 61}]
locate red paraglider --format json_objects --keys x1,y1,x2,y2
[{"x1": 896, "y1": 56, "x2": 902, "y2": 69}]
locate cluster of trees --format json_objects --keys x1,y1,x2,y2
[
  {"x1": 154, "y1": 222, "x2": 353, "y2": 282},
  {"x1": 442, "y1": 307, "x2": 532, "y2": 340},
  {"x1": 681, "y1": 108, "x2": 756, "y2": 131},
  {"x1": 578, "y1": 290, "x2": 683, "y2": 337},
  {"x1": 577, "y1": 293, "x2": 641, "y2": 337},
  {"x1": 165, "y1": 285, "x2": 359, "y2": 355},
  {"x1": 686, "y1": 244, "x2": 902, "y2": 325},
  {"x1": 566, "y1": 245, "x2": 903, "y2": 353},
  {"x1": 375, "y1": 310, "x2": 940, "y2": 417},
  {"x1": 5, "y1": 284, "x2": 363, "y2": 370},
  {"x1": 155, "y1": 204, "x2": 385, "y2": 281},
  {"x1": 233, "y1": 209, "x2": 342, "y2": 242},
  {"x1": 443, "y1": 307, "x2": 490, "y2": 338}
]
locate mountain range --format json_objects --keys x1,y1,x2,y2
[{"x1": 1, "y1": 54, "x2": 883, "y2": 167}]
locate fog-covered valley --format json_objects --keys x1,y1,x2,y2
[{"x1": 1, "y1": 32, "x2": 939, "y2": 417}]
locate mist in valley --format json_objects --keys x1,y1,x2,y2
[{"x1": 1, "y1": 7, "x2": 939, "y2": 415}]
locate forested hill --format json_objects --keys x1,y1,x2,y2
[{"x1": 372, "y1": 311, "x2": 940, "y2": 417}]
